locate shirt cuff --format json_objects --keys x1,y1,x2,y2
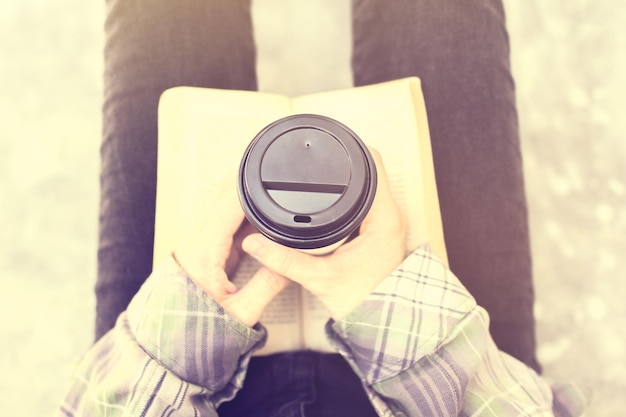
[
  {"x1": 326, "y1": 246, "x2": 477, "y2": 385},
  {"x1": 125, "y1": 256, "x2": 267, "y2": 398}
]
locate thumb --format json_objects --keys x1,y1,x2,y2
[
  {"x1": 221, "y1": 266, "x2": 289, "y2": 327},
  {"x1": 241, "y1": 234, "x2": 321, "y2": 283}
]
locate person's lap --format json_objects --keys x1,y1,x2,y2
[{"x1": 99, "y1": 0, "x2": 539, "y2": 413}]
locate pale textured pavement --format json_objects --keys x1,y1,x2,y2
[{"x1": 1, "y1": 1, "x2": 624, "y2": 415}]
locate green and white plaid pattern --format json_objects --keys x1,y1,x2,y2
[
  {"x1": 56, "y1": 249, "x2": 587, "y2": 417},
  {"x1": 329, "y1": 249, "x2": 587, "y2": 416}
]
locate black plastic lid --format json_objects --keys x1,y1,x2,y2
[{"x1": 238, "y1": 114, "x2": 377, "y2": 250}]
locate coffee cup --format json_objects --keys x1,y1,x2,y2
[{"x1": 238, "y1": 114, "x2": 377, "y2": 254}]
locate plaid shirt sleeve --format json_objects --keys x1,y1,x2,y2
[
  {"x1": 326, "y1": 246, "x2": 588, "y2": 417},
  {"x1": 56, "y1": 256, "x2": 267, "y2": 417},
  {"x1": 57, "y1": 248, "x2": 588, "y2": 417}
]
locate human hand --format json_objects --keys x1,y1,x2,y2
[
  {"x1": 241, "y1": 149, "x2": 406, "y2": 320},
  {"x1": 173, "y1": 177, "x2": 290, "y2": 327}
]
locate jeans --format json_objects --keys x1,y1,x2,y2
[
  {"x1": 217, "y1": 351, "x2": 379, "y2": 417},
  {"x1": 99, "y1": 0, "x2": 539, "y2": 414}
]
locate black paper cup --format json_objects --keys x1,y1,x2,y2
[{"x1": 238, "y1": 114, "x2": 377, "y2": 253}]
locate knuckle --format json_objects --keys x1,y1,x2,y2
[{"x1": 276, "y1": 249, "x2": 296, "y2": 277}]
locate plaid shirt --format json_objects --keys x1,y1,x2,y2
[{"x1": 56, "y1": 247, "x2": 587, "y2": 416}]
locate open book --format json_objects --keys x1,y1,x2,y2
[{"x1": 154, "y1": 77, "x2": 447, "y2": 355}]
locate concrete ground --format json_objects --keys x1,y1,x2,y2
[{"x1": 1, "y1": 1, "x2": 624, "y2": 415}]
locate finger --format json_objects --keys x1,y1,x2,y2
[
  {"x1": 360, "y1": 147, "x2": 404, "y2": 234},
  {"x1": 225, "y1": 220, "x2": 257, "y2": 277},
  {"x1": 196, "y1": 176, "x2": 246, "y2": 267},
  {"x1": 222, "y1": 267, "x2": 290, "y2": 327},
  {"x1": 205, "y1": 176, "x2": 246, "y2": 238},
  {"x1": 241, "y1": 234, "x2": 323, "y2": 284},
  {"x1": 186, "y1": 266, "x2": 237, "y2": 300}
]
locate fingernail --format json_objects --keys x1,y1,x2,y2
[{"x1": 243, "y1": 235, "x2": 265, "y2": 256}]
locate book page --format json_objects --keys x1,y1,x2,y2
[
  {"x1": 409, "y1": 80, "x2": 448, "y2": 265},
  {"x1": 156, "y1": 87, "x2": 305, "y2": 354}
]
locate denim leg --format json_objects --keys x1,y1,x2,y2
[
  {"x1": 97, "y1": 0, "x2": 257, "y2": 339},
  {"x1": 304, "y1": 353, "x2": 378, "y2": 417},
  {"x1": 218, "y1": 352, "x2": 316, "y2": 417},
  {"x1": 352, "y1": 0, "x2": 539, "y2": 371},
  {"x1": 218, "y1": 351, "x2": 376, "y2": 417}
]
